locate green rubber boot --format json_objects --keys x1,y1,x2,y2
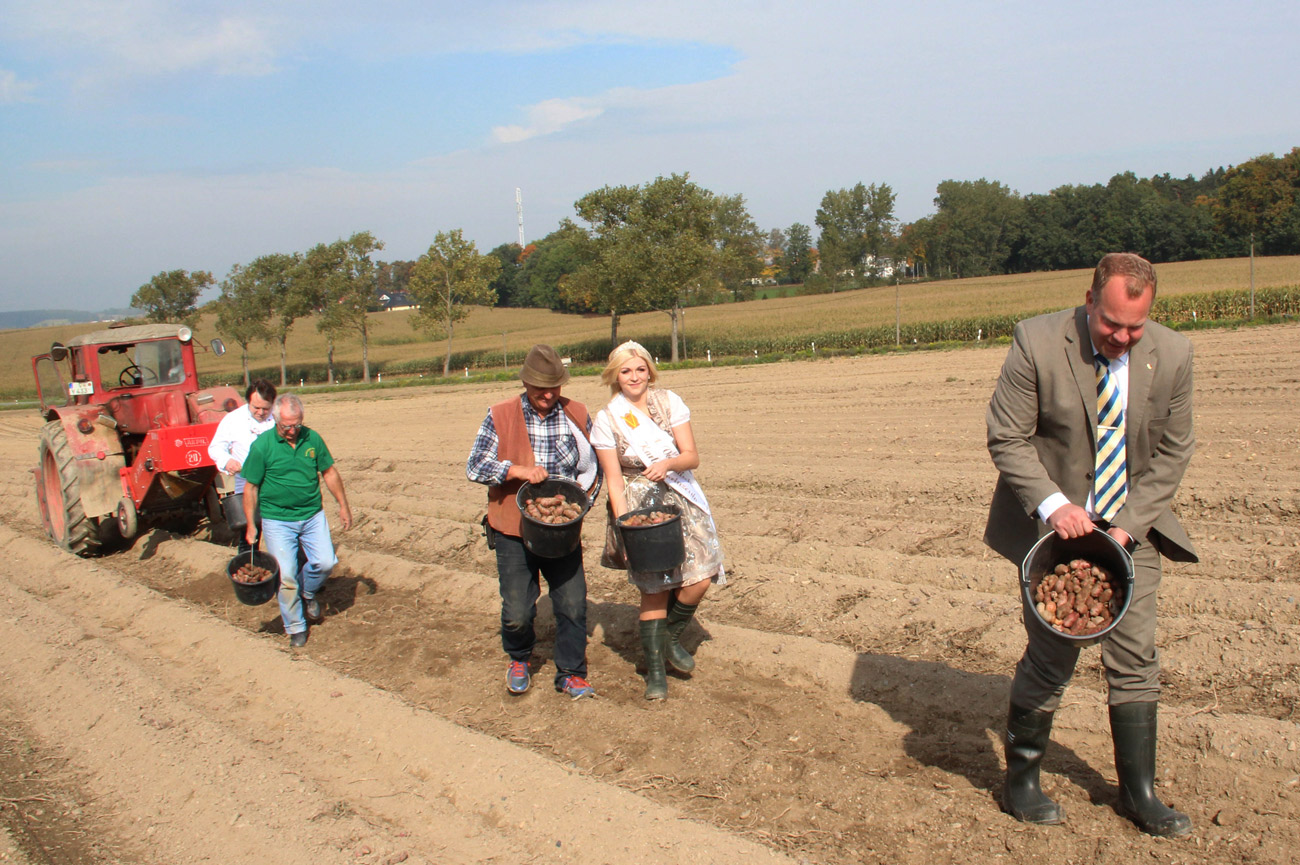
[
  {"x1": 664, "y1": 599, "x2": 698, "y2": 673},
  {"x1": 1110, "y1": 702, "x2": 1192, "y2": 838},
  {"x1": 1002, "y1": 704, "x2": 1064, "y2": 825},
  {"x1": 640, "y1": 619, "x2": 668, "y2": 700}
]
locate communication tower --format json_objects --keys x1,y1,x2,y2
[{"x1": 516, "y1": 188, "x2": 525, "y2": 248}]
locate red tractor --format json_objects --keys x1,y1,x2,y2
[{"x1": 31, "y1": 323, "x2": 245, "y2": 555}]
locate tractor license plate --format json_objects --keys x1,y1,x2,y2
[{"x1": 68, "y1": 381, "x2": 94, "y2": 396}]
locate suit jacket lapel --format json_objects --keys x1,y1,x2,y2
[
  {"x1": 1066, "y1": 307, "x2": 1099, "y2": 443},
  {"x1": 1126, "y1": 334, "x2": 1153, "y2": 437}
]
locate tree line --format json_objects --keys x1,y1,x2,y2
[
  {"x1": 131, "y1": 229, "x2": 500, "y2": 386},
  {"x1": 130, "y1": 148, "x2": 1299, "y2": 383},
  {"x1": 899, "y1": 149, "x2": 1300, "y2": 279},
  {"x1": 445, "y1": 148, "x2": 1300, "y2": 307}
]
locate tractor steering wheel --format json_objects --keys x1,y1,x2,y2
[{"x1": 119, "y1": 364, "x2": 160, "y2": 387}]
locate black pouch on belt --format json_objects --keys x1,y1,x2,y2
[{"x1": 481, "y1": 514, "x2": 496, "y2": 550}]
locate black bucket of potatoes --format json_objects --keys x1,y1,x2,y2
[
  {"x1": 226, "y1": 549, "x2": 281, "y2": 606},
  {"x1": 617, "y1": 504, "x2": 686, "y2": 573},
  {"x1": 1020, "y1": 529, "x2": 1134, "y2": 648},
  {"x1": 516, "y1": 479, "x2": 591, "y2": 558}
]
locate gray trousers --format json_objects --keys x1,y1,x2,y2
[{"x1": 1010, "y1": 532, "x2": 1163, "y2": 711}]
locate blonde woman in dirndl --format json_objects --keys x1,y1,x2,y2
[{"x1": 591, "y1": 341, "x2": 725, "y2": 700}]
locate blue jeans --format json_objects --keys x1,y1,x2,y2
[
  {"x1": 262, "y1": 510, "x2": 337, "y2": 636},
  {"x1": 494, "y1": 533, "x2": 588, "y2": 685}
]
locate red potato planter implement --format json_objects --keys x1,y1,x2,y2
[{"x1": 31, "y1": 323, "x2": 244, "y2": 555}]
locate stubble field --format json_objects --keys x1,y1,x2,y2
[{"x1": 0, "y1": 322, "x2": 1298, "y2": 864}]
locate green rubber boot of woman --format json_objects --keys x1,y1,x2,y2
[
  {"x1": 664, "y1": 599, "x2": 698, "y2": 673},
  {"x1": 640, "y1": 619, "x2": 668, "y2": 700}
]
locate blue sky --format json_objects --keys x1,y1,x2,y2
[{"x1": 1, "y1": 0, "x2": 1297, "y2": 313}]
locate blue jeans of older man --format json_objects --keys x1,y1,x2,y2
[
  {"x1": 494, "y1": 533, "x2": 588, "y2": 687},
  {"x1": 262, "y1": 510, "x2": 337, "y2": 636}
]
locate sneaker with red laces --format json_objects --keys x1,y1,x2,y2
[
  {"x1": 506, "y1": 660, "x2": 531, "y2": 694},
  {"x1": 557, "y1": 675, "x2": 595, "y2": 700}
]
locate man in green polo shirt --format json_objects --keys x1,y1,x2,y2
[{"x1": 242, "y1": 394, "x2": 353, "y2": 647}]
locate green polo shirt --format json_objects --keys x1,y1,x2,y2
[{"x1": 241, "y1": 425, "x2": 335, "y2": 521}]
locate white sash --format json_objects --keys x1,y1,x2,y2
[
  {"x1": 565, "y1": 413, "x2": 599, "y2": 491},
  {"x1": 605, "y1": 392, "x2": 710, "y2": 514}
]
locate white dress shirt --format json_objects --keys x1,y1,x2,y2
[{"x1": 207, "y1": 404, "x2": 275, "y2": 493}]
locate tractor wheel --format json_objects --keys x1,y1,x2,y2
[{"x1": 35, "y1": 420, "x2": 100, "y2": 556}]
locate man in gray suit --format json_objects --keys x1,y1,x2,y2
[{"x1": 985, "y1": 253, "x2": 1196, "y2": 837}]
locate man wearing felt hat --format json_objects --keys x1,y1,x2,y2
[{"x1": 467, "y1": 344, "x2": 602, "y2": 699}]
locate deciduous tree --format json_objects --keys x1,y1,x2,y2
[
  {"x1": 815, "y1": 183, "x2": 897, "y2": 286},
  {"x1": 928, "y1": 179, "x2": 1024, "y2": 278},
  {"x1": 486, "y1": 243, "x2": 525, "y2": 306},
  {"x1": 627, "y1": 174, "x2": 717, "y2": 361},
  {"x1": 1207, "y1": 148, "x2": 1300, "y2": 255},
  {"x1": 783, "y1": 222, "x2": 814, "y2": 285},
  {"x1": 214, "y1": 262, "x2": 272, "y2": 387},
  {"x1": 407, "y1": 229, "x2": 501, "y2": 375},
  {"x1": 377, "y1": 260, "x2": 415, "y2": 297},
  {"x1": 520, "y1": 231, "x2": 583, "y2": 310},
  {"x1": 260, "y1": 253, "x2": 307, "y2": 386},
  {"x1": 713, "y1": 193, "x2": 764, "y2": 303},
  {"x1": 300, "y1": 232, "x2": 383, "y2": 384},
  {"x1": 563, "y1": 183, "x2": 647, "y2": 346},
  {"x1": 130, "y1": 269, "x2": 213, "y2": 325},
  {"x1": 567, "y1": 173, "x2": 724, "y2": 359}
]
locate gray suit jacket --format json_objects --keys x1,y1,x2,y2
[{"x1": 984, "y1": 305, "x2": 1197, "y2": 565}]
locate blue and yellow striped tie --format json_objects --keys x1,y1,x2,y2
[{"x1": 1093, "y1": 354, "x2": 1127, "y2": 521}]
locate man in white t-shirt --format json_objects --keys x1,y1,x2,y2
[{"x1": 208, "y1": 379, "x2": 276, "y2": 549}]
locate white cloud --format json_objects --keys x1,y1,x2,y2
[
  {"x1": 135, "y1": 15, "x2": 278, "y2": 77},
  {"x1": 3, "y1": 0, "x2": 279, "y2": 80},
  {"x1": 0, "y1": 69, "x2": 37, "y2": 103},
  {"x1": 492, "y1": 97, "x2": 604, "y2": 144}
]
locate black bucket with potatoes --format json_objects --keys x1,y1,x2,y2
[
  {"x1": 516, "y1": 479, "x2": 590, "y2": 558},
  {"x1": 226, "y1": 549, "x2": 280, "y2": 606},
  {"x1": 1020, "y1": 530, "x2": 1134, "y2": 648},
  {"x1": 617, "y1": 505, "x2": 686, "y2": 573}
]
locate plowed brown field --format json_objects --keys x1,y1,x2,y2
[{"x1": 1, "y1": 323, "x2": 1297, "y2": 865}]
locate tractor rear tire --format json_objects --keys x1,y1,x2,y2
[{"x1": 36, "y1": 420, "x2": 100, "y2": 556}]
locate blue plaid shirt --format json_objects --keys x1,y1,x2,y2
[{"x1": 466, "y1": 394, "x2": 592, "y2": 486}]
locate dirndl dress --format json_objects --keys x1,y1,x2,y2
[{"x1": 596, "y1": 389, "x2": 725, "y2": 593}]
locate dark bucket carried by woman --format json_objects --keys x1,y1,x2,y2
[{"x1": 617, "y1": 504, "x2": 686, "y2": 573}]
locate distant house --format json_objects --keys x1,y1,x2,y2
[
  {"x1": 378, "y1": 291, "x2": 415, "y2": 311},
  {"x1": 825, "y1": 255, "x2": 898, "y2": 280},
  {"x1": 866, "y1": 256, "x2": 898, "y2": 279}
]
